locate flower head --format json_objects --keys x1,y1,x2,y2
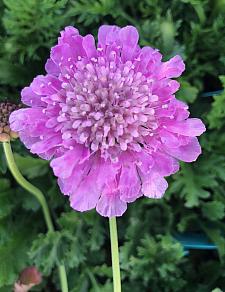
[
  {"x1": 10, "y1": 25, "x2": 205, "y2": 217},
  {"x1": 0, "y1": 101, "x2": 21, "y2": 142}
]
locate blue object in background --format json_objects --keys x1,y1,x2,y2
[
  {"x1": 175, "y1": 233, "x2": 217, "y2": 255},
  {"x1": 200, "y1": 90, "x2": 223, "y2": 97}
]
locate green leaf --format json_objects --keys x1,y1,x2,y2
[
  {"x1": 168, "y1": 163, "x2": 211, "y2": 207},
  {"x1": 177, "y1": 80, "x2": 199, "y2": 103},
  {"x1": 0, "y1": 231, "x2": 29, "y2": 287},
  {"x1": 121, "y1": 235, "x2": 187, "y2": 291},
  {"x1": 202, "y1": 201, "x2": 225, "y2": 221},
  {"x1": 29, "y1": 230, "x2": 85, "y2": 275},
  {"x1": 0, "y1": 178, "x2": 10, "y2": 191},
  {"x1": 69, "y1": 0, "x2": 118, "y2": 26},
  {"x1": 29, "y1": 231, "x2": 66, "y2": 275},
  {"x1": 14, "y1": 154, "x2": 49, "y2": 179},
  {"x1": 207, "y1": 76, "x2": 225, "y2": 129},
  {"x1": 201, "y1": 225, "x2": 225, "y2": 259},
  {"x1": 177, "y1": 214, "x2": 197, "y2": 232},
  {"x1": 0, "y1": 59, "x2": 31, "y2": 86},
  {"x1": 0, "y1": 179, "x2": 14, "y2": 219}
]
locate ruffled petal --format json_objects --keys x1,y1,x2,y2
[
  {"x1": 119, "y1": 26, "x2": 139, "y2": 61},
  {"x1": 164, "y1": 137, "x2": 202, "y2": 162},
  {"x1": 170, "y1": 99, "x2": 189, "y2": 121},
  {"x1": 70, "y1": 175, "x2": 101, "y2": 212},
  {"x1": 58, "y1": 26, "x2": 79, "y2": 45},
  {"x1": 57, "y1": 162, "x2": 88, "y2": 195},
  {"x1": 134, "y1": 150, "x2": 155, "y2": 173},
  {"x1": 30, "y1": 75, "x2": 61, "y2": 96},
  {"x1": 45, "y1": 58, "x2": 60, "y2": 76},
  {"x1": 21, "y1": 87, "x2": 45, "y2": 107},
  {"x1": 10, "y1": 108, "x2": 46, "y2": 132},
  {"x1": 97, "y1": 25, "x2": 120, "y2": 46},
  {"x1": 166, "y1": 118, "x2": 206, "y2": 137},
  {"x1": 152, "y1": 152, "x2": 179, "y2": 176},
  {"x1": 142, "y1": 172, "x2": 168, "y2": 199},
  {"x1": 96, "y1": 188, "x2": 127, "y2": 217},
  {"x1": 136, "y1": 47, "x2": 156, "y2": 73},
  {"x1": 50, "y1": 145, "x2": 88, "y2": 179},
  {"x1": 19, "y1": 133, "x2": 40, "y2": 149},
  {"x1": 159, "y1": 55, "x2": 185, "y2": 78},
  {"x1": 30, "y1": 134, "x2": 62, "y2": 155},
  {"x1": 119, "y1": 164, "x2": 141, "y2": 202},
  {"x1": 82, "y1": 34, "x2": 97, "y2": 58},
  {"x1": 159, "y1": 130, "x2": 180, "y2": 148},
  {"x1": 51, "y1": 44, "x2": 76, "y2": 67}
]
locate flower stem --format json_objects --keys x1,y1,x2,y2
[
  {"x1": 109, "y1": 217, "x2": 121, "y2": 292},
  {"x1": 58, "y1": 265, "x2": 68, "y2": 292},
  {"x1": 3, "y1": 141, "x2": 68, "y2": 292}
]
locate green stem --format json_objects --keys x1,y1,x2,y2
[
  {"x1": 3, "y1": 141, "x2": 68, "y2": 292},
  {"x1": 58, "y1": 265, "x2": 68, "y2": 292},
  {"x1": 109, "y1": 217, "x2": 121, "y2": 292}
]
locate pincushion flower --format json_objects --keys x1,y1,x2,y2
[{"x1": 10, "y1": 25, "x2": 205, "y2": 217}]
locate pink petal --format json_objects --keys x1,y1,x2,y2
[
  {"x1": 50, "y1": 44, "x2": 76, "y2": 67},
  {"x1": 160, "y1": 130, "x2": 181, "y2": 148},
  {"x1": 58, "y1": 26, "x2": 79, "y2": 45},
  {"x1": 164, "y1": 137, "x2": 202, "y2": 162},
  {"x1": 30, "y1": 75, "x2": 61, "y2": 96},
  {"x1": 10, "y1": 108, "x2": 45, "y2": 132},
  {"x1": 170, "y1": 99, "x2": 189, "y2": 121},
  {"x1": 96, "y1": 189, "x2": 127, "y2": 217},
  {"x1": 50, "y1": 145, "x2": 88, "y2": 179},
  {"x1": 97, "y1": 25, "x2": 120, "y2": 46},
  {"x1": 159, "y1": 55, "x2": 185, "y2": 78},
  {"x1": 57, "y1": 163, "x2": 88, "y2": 195},
  {"x1": 152, "y1": 152, "x2": 179, "y2": 176},
  {"x1": 45, "y1": 58, "x2": 59, "y2": 76},
  {"x1": 166, "y1": 118, "x2": 206, "y2": 137},
  {"x1": 137, "y1": 47, "x2": 155, "y2": 73},
  {"x1": 21, "y1": 87, "x2": 45, "y2": 107},
  {"x1": 142, "y1": 172, "x2": 168, "y2": 198},
  {"x1": 30, "y1": 134, "x2": 61, "y2": 155},
  {"x1": 134, "y1": 151, "x2": 155, "y2": 173},
  {"x1": 19, "y1": 133, "x2": 40, "y2": 149},
  {"x1": 67, "y1": 35, "x2": 86, "y2": 57},
  {"x1": 82, "y1": 34, "x2": 97, "y2": 58},
  {"x1": 119, "y1": 164, "x2": 141, "y2": 202},
  {"x1": 70, "y1": 176, "x2": 101, "y2": 212},
  {"x1": 119, "y1": 26, "x2": 139, "y2": 61},
  {"x1": 70, "y1": 180, "x2": 100, "y2": 212}
]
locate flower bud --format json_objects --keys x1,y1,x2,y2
[
  {"x1": 14, "y1": 267, "x2": 42, "y2": 292},
  {"x1": 0, "y1": 101, "x2": 22, "y2": 142}
]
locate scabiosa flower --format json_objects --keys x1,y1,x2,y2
[{"x1": 10, "y1": 25, "x2": 205, "y2": 217}]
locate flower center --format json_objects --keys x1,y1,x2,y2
[{"x1": 57, "y1": 53, "x2": 159, "y2": 159}]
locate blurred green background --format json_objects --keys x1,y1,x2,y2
[{"x1": 0, "y1": 0, "x2": 225, "y2": 291}]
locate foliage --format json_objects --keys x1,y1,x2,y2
[
  {"x1": 121, "y1": 235, "x2": 187, "y2": 292},
  {"x1": 0, "y1": 0, "x2": 225, "y2": 291},
  {"x1": 208, "y1": 76, "x2": 225, "y2": 129}
]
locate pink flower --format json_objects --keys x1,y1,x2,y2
[{"x1": 10, "y1": 25, "x2": 205, "y2": 217}]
